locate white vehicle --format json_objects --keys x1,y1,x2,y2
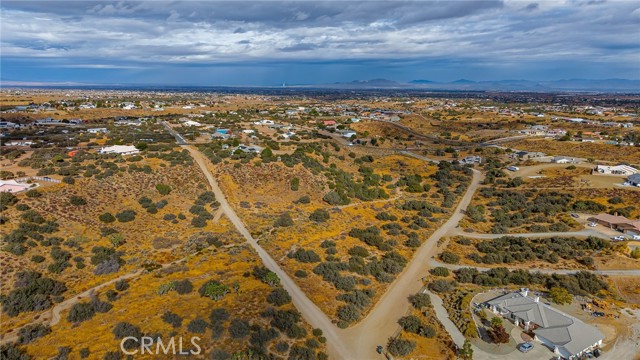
[
  {"x1": 611, "y1": 235, "x2": 625, "y2": 241},
  {"x1": 633, "y1": 235, "x2": 640, "y2": 240},
  {"x1": 507, "y1": 166, "x2": 519, "y2": 172},
  {"x1": 588, "y1": 222, "x2": 597, "y2": 227}
]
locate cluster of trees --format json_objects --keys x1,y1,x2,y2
[
  {"x1": 466, "y1": 236, "x2": 607, "y2": 266},
  {"x1": 1, "y1": 271, "x2": 67, "y2": 316},
  {"x1": 478, "y1": 188, "x2": 576, "y2": 232},
  {"x1": 453, "y1": 267, "x2": 608, "y2": 296},
  {"x1": 487, "y1": 317, "x2": 509, "y2": 344},
  {"x1": 3, "y1": 208, "x2": 60, "y2": 256},
  {"x1": 91, "y1": 246, "x2": 124, "y2": 275},
  {"x1": 138, "y1": 196, "x2": 168, "y2": 214},
  {"x1": 398, "y1": 315, "x2": 436, "y2": 338},
  {"x1": 288, "y1": 248, "x2": 321, "y2": 263},
  {"x1": 67, "y1": 294, "x2": 113, "y2": 323}
]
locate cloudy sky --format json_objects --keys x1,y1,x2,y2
[{"x1": 1, "y1": 0, "x2": 639, "y2": 86}]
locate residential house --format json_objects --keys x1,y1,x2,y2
[
  {"x1": 254, "y1": 119, "x2": 274, "y2": 125},
  {"x1": 627, "y1": 174, "x2": 640, "y2": 187},
  {"x1": 460, "y1": 155, "x2": 482, "y2": 165},
  {"x1": 484, "y1": 289, "x2": 604, "y2": 360},
  {"x1": 551, "y1": 156, "x2": 578, "y2": 164},
  {"x1": 338, "y1": 129, "x2": 357, "y2": 138},
  {"x1": 0, "y1": 121, "x2": 19, "y2": 129},
  {"x1": 87, "y1": 128, "x2": 108, "y2": 134},
  {"x1": 99, "y1": 145, "x2": 140, "y2": 156},
  {"x1": 587, "y1": 214, "x2": 640, "y2": 236},
  {"x1": 232, "y1": 144, "x2": 263, "y2": 154},
  {"x1": 594, "y1": 165, "x2": 638, "y2": 176},
  {"x1": 511, "y1": 151, "x2": 545, "y2": 160},
  {"x1": 0, "y1": 180, "x2": 33, "y2": 193}
]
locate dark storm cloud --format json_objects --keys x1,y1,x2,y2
[{"x1": 1, "y1": 0, "x2": 639, "y2": 84}]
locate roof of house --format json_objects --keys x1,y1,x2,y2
[
  {"x1": 590, "y1": 213, "x2": 632, "y2": 225},
  {"x1": 485, "y1": 291, "x2": 604, "y2": 357}
]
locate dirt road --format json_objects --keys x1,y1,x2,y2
[
  {"x1": 338, "y1": 169, "x2": 483, "y2": 359},
  {"x1": 184, "y1": 146, "x2": 354, "y2": 359}
]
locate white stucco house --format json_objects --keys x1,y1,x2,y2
[
  {"x1": 594, "y1": 164, "x2": 638, "y2": 175},
  {"x1": 99, "y1": 145, "x2": 140, "y2": 156}
]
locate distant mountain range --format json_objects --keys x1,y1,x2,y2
[{"x1": 308, "y1": 78, "x2": 640, "y2": 92}]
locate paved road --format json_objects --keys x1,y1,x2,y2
[{"x1": 162, "y1": 121, "x2": 188, "y2": 145}]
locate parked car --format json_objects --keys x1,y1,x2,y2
[
  {"x1": 518, "y1": 343, "x2": 534, "y2": 353},
  {"x1": 633, "y1": 235, "x2": 640, "y2": 240},
  {"x1": 592, "y1": 311, "x2": 605, "y2": 317},
  {"x1": 611, "y1": 236, "x2": 625, "y2": 241},
  {"x1": 507, "y1": 166, "x2": 519, "y2": 172},
  {"x1": 571, "y1": 213, "x2": 579, "y2": 218},
  {"x1": 588, "y1": 222, "x2": 597, "y2": 227}
]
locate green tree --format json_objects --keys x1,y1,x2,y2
[
  {"x1": 155, "y1": 183, "x2": 171, "y2": 195},
  {"x1": 549, "y1": 287, "x2": 573, "y2": 305},
  {"x1": 290, "y1": 177, "x2": 300, "y2": 191},
  {"x1": 261, "y1": 147, "x2": 273, "y2": 159},
  {"x1": 460, "y1": 339, "x2": 473, "y2": 360},
  {"x1": 490, "y1": 316, "x2": 503, "y2": 328},
  {"x1": 199, "y1": 280, "x2": 230, "y2": 300}
]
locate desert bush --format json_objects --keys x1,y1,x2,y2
[
  {"x1": 309, "y1": 209, "x2": 330, "y2": 222},
  {"x1": 199, "y1": 280, "x2": 229, "y2": 300},
  {"x1": 428, "y1": 279, "x2": 457, "y2": 293},
  {"x1": 387, "y1": 337, "x2": 416, "y2": 357},
  {"x1": 187, "y1": 318, "x2": 209, "y2": 333},
  {"x1": 17, "y1": 324, "x2": 51, "y2": 344},
  {"x1": 229, "y1": 318, "x2": 250, "y2": 339},
  {"x1": 267, "y1": 288, "x2": 292, "y2": 306},
  {"x1": 174, "y1": 279, "x2": 193, "y2": 294},
  {"x1": 67, "y1": 302, "x2": 95, "y2": 323},
  {"x1": 274, "y1": 212, "x2": 294, "y2": 227},
  {"x1": 115, "y1": 210, "x2": 136, "y2": 222},
  {"x1": 155, "y1": 183, "x2": 172, "y2": 195},
  {"x1": 440, "y1": 251, "x2": 460, "y2": 264},
  {"x1": 408, "y1": 293, "x2": 431, "y2": 309},
  {"x1": 115, "y1": 280, "x2": 129, "y2": 291},
  {"x1": 430, "y1": 267, "x2": 450, "y2": 277},
  {"x1": 98, "y1": 212, "x2": 116, "y2": 223},
  {"x1": 69, "y1": 195, "x2": 87, "y2": 206}
]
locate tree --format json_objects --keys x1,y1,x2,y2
[
  {"x1": 460, "y1": 339, "x2": 474, "y2": 360},
  {"x1": 267, "y1": 288, "x2": 292, "y2": 306},
  {"x1": 99, "y1": 212, "x2": 115, "y2": 223},
  {"x1": 309, "y1": 209, "x2": 330, "y2": 223},
  {"x1": 631, "y1": 247, "x2": 640, "y2": 259},
  {"x1": 261, "y1": 147, "x2": 273, "y2": 159},
  {"x1": 274, "y1": 212, "x2": 294, "y2": 227},
  {"x1": 549, "y1": 287, "x2": 573, "y2": 305},
  {"x1": 199, "y1": 280, "x2": 229, "y2": 300},
  {"x1": 488, "y1": 324, "x2": 509, "y2": 344},
  {"x1": 398, "y1": 315, "x2": 422, "y2": 333},
  {"x1": 155, "y1": 183, "x2": 171, "y2": 195},
  {"x1": 490, "y1": 316, "x2": 503, "y2": 328},
  {"x1": 387, "y1": 337, "x2": 416, "y2": 357},
  {"x1": 408, "y1": 293, "x2": 431, "y2": 309},
  {"x1": 290, "y1": 177, "x2": 300, "y2": 191}
]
